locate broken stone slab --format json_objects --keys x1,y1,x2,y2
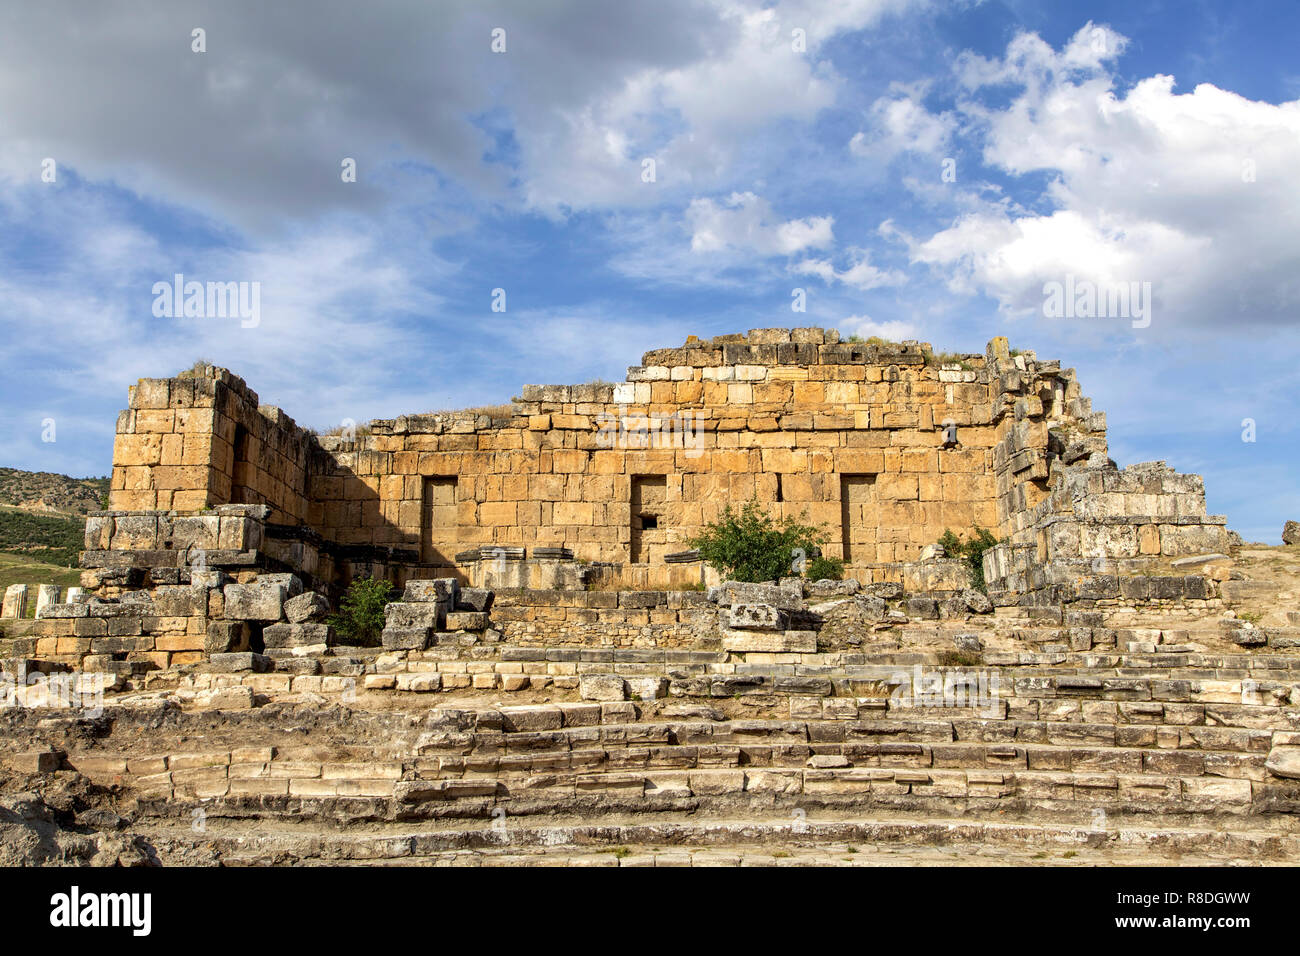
[
  {"x1": 262, "y1": 622, "x2": 335, "y2": 649},
  {"x1": 207, "y1": 652, "x2": 272, "y2": 673},
  {"x1": 384, "y1": 602, "x2": 445, "y2": 629},
  {"x1": 2, "y1": 585, "x2": 28, "y2": 619},
  {"x1": 861, "y1": 582, "x2": 904, "y2": 600},
  {"x1": 806, "y1": 578, "x2": 860, "y2": 598},
  {"x1": 904, "y1": 597, "x2": 940, "y2": 620},
  {"x1": 499, "y1": 705, "x2": 563, "y2": 732},
  {"x1": 194, "y1": 686, "x2": 258, "y2": 709},
  {"x1": 961, "y1": 588, "x2": 993, "y2": 614},
  {"x1": 455, "y1": 587, "x2": 495, "y2": 613},
  {"x1": 1170, "y1": 553, "x2": 1231, "y2": 568},
  {"x1": 720, "y1": 629, "x2": 817, "y2": 653},
  {"x1": 953, "y1": 633, "x2": 984, "y2": 653},
  {"x1": 854, "y1": 595, "x2": 889, "y2": 622},
  {"x1": 34, "y1": 585, "x2": 61, "y2": 616},
  {"x1": 8, "y1": 750, "x2": 65, "y2": 774},
  {"x1": 625, "y1": 676, "x2": 670, "y2": 701},
  {"x1": 189, "y1": 569, "x2": 226, "y2": 590},
  {"x1": 727, "y1": 604, "x2": 790, "y2": 631},
  {"x1": 284, "y1": 591, "x2": 330, "y2": 624},
  {"x1": 255, "y1": 573, "x2": 303, "y2": 598},
  {"x1": 64, "y1": 587, "x2": 86, "y2": 604},
  {"x1": 223, "y1": 582, "x2": 288, "y2": 621},
  {"x1": 1265, "y1": 746, "x2": 1300, "y2": 779},
  {"x1": 402, "y1": 578, "x2": 459, "y2": 605},
  {"x1": 1282, "y1": 521, "x2": 1300, "y2": 546},
  {"x1": 205, "y1": 621, "x2": 249, "y2": 655},
  {"x1": 579, "y1": 674, "x2": 627, "y2": 702},
  {"x1": 444, "y1": 611, "x2": 490, "y2": 631},
  {"x1": 708, "y1": 581, "x2": 803, "y2": 610},
  {"x1": 381, "y1": 626, "x2": 430, "y2": 651},
  {"x1": 1221, "y1": 619, "x2": 1267, "y2": 646}
]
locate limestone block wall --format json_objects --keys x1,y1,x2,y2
[
  {"x1": 110, "y1": 363, "x2": 315, "y2": 525},
  {"x1": 99, "y1": 328, "x2": 1229, "y2": 594},
  {"x1": 307, "y1": 329, "x2": 1001, "y2": 575}
]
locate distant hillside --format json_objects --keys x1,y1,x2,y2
[
  {"x1": 0, "y1": 467, "x2": 108, "y2": 569},
  {"x1": 0, "y1": 508, "x2": 85, "y2": 567},
  {"x1": 0, "y1": 467, "x2": 109, "y2": 517}
]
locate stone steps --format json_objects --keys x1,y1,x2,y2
[{"x1": 132, "y1": 814, "x2": 1300, "y2": 866}]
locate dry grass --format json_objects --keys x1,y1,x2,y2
[{"x1": 420, "y1": 404, "x2": 517, "y2": 418}]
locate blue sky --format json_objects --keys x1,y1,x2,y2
[{"x1": 0, "y1": 0, "x2": 1297, "y2": 541}]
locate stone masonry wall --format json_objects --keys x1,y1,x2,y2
[{"x1": 103, "y1": 329, "x2": 1227, "y2": 591}]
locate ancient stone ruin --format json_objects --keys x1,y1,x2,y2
[{"x1": 2, "y1": 327, "x2": 1297, "y2": 866}]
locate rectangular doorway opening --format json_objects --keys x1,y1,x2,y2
[
  {"x1": 840, "y1": 474, "x2": 877, "y2": 564},
  {"x1": 421, "y1": 477, "x2": 458, "y2": 565},
  {"x1": 231, "y1": 424, "x2": 251, "y2": 504},
  {"x1": 631, "y1": 475, "x2": 667, "y2": 563}
]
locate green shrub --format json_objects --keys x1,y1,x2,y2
[
  {"x1": 327, "y1": 577, "x2": 394, "y2": 646},
  {"x1": 805, "y1": 555, "x2": 845, "y2": 581},
  {"x1": 689, "y1": 498, "x2": 826, "y2": 583},
  {"x1": 937, "y1": 526, "x2": 999, "y2": 591}
]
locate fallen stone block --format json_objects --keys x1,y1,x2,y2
[
  {"x1": 224, "y1": 582, "x2": 287, "y2": 622},
  {"x1": 205, "y1": 621, "x2": 250, "y2": 655},
  {"x1": 402, "y1": 578, "x2": 459, "y2": 604},
  {"x1": 381, "y1": 626, "x2": 430, "y2": 650},
  {"x1": 709, "y1": 581, "x2": 803, "y2": 610},
  {"x1": 444, "y1": 610, "x2": 490, "y2": 631},
  {"x1": 284, "y1": 591, "x2": 330, "y2": 623},
  {"x1": 262, "y1": 622, "x2": 335, "y2": 649},
  {"x1": 1266, "y1": 746, "x2": 1300, "y2": 780},
  {"x1": 456, "y1": 587, "x2": 495, "y2": 613},
  {"x1": 728, "y1": 603, "x2": 790, "y2": 631},
  {"x1": 195, "y1": 686, "x2": 257, "y2": 709},
  {"x1": 625, "y1": 676, "x2": 669, "y2": 701},
  {"x1": 9, "y1": 750, "x2": 64, "y2": 774},
  {"x1": 580, "y1": 674, "x2": 627, "y2": 701},
  {"x1": 208, "y1": 652, "x2": 272, "y2": 673},
  {"x1": 384, "y1": 602, "x2": 444, "y2": 629}
]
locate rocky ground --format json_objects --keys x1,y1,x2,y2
[{"x1": 2, "y1": 544, "x2": 1298, "y2": 867}]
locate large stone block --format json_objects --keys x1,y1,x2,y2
[
  {"x1": 206, "y1": 621, "x2": 249, "y2": 655},
  {"x1": 403, "y1": 578, "x2": 459, "y2": 605},
  {"x1": 580, "y1": 674, "x2": 627, "y2": 701},
  {"x1": 385, "y1": 602, "x2": 445, "y2": 629},
  {"x1": 284, "y1": 591, "x2": 330, "y2": 624},
  {"x1": 224, "y1": 582, "x2": 287, "y2": 621},
  {"x1": 444, "y1": 611, "x2": 489, "y2": 632},
  {"x1": 2, "y1": 585, "x2": 28, "y2": 619},
  {"x1": 381, "y1": 627, "x2": 430, "y2": 650},
  {"x1": 709, "y1": 581, "x2": 803, "y2": 610},
  {"x1": 262, "y1": 622, "x2": 334, "y2": 649},
  {"x1": 1266, "y1": 746, "x2": 1300, "y2": 780},
  {"x1": 208, "y1": 652, "x2": 271, "y2": 673},
  {"x1": 455, "y1": 588, "x2": 495, "y2": 613},
  {"x1": 34, "y1": 585, "x2": 61, "y2": 616},
  {"x1": 728, "y1": 604, "x2": 790, "y2": 631}
]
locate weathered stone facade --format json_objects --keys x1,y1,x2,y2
[{"x1": 102, "y1": 329, "x2": 1228, "y2": 595}]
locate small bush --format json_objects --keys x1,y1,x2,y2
[
  {"x1": 937, "y1": 526, "x2": 999, "y2": 592},
  {"x1": 805, "y1": 555, "x2": 845, "y2": 581},
  {"x1": 689, "y1": 498, "x2": 826, "y2": 584},
  {"x1": 327, "y1": 577, "x2": 394, "y2": 646}
]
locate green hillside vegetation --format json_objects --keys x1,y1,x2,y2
[{"x1": 0, "y1": 506, "x2": 86, "y2": 566}]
